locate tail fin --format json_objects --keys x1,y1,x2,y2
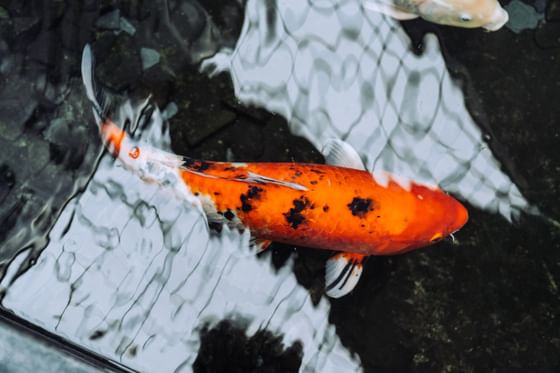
[{"x1": 81, "y1": 44, "x2": 111, "y2": 125}]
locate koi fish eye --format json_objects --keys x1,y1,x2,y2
[
  {"x1": 460, "y1": 14, "x2": 472, "y2": 22},
  {"x1": 129, "y1": 146, "x2": 141, "y2": 159}
]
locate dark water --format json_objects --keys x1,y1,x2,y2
[{"x1": 0, "y1": 0, "x2": 559, "y2": 372}]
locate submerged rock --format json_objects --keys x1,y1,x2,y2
[
  {"x1": 12, "y1": 16, "x2": 40, "y2": 37},
  {"x1": 94, "y1": 33, "x2": 142, "y2": 91},
  {"x1": 535, "y1": 21, "x2": 560, "y2": 48},
  {"x1": 0, "y1": 164, "x2": 15, "y2": 205},
  {"x1": 505, "y1": 0, "x2": 544, "y2": 33},
  {"x1": 546, "y1": 0, "x2": 560, "y2": 21},
  {"x1": 96, "y1": 9, "x2": 120, "y2": 31},
  {"x1": 0, "y1": 78, "x2": 37, "y2": 141},
  {"x1": 119, "y1": 17, "x2": 136, "y2": 35},
  {"x1": 140, "y1": 47, "x2": 160, "y2": 70}
]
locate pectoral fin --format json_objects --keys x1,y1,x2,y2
[
  {"x1": 321, "y1": 139, "x2": 366, "y2": 170},
  {"x1": 363, "y1": 0, "x2": 419, "y2": 20},
  {"x1": 82, "y1": 44, "x2": 113, "y2": 124},
  {"x1": 325, "y1": 253, "x2": 366, "y2": 298}
]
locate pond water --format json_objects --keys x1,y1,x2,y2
[{"x1": 0, "y1": 0, "x2": 558, "y2": 372}]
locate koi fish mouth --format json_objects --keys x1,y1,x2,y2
[
  {"x1": 100, "y1": 121, "x2": 126, "y2": 157},
  {"x1": 482, "y1": 7, "x2": 509, "y2": 31}
]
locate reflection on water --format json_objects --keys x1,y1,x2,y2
[
  {"x1": 0, "y1": 104, "x2": 360, "y2": 372},
  {"x1": 0, "y1": 74, "x2": 100, "y2": 280},
  {"x1": 203, "y1": 0, "x2": 531, "y2": 220},
  {"x1": 1, "y1": 1, "x2": 557, "y2": 372}
]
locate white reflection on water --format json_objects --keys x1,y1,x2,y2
[
  {"x1": 203, "y1": 0, "x2": 530, "y2": 220},
  {"x1": 0, "y1": 104, "x2": 360, "y2": 372}
]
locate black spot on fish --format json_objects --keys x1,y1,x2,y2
[
  {"x1": 347, "y1": 197, "x2": 374, "y2": 218},
  {"x1": 240, "y1": 196, "x2": 251, "y2": 212},
  {"x1": 214, "y1": 192, "x2": 221, "y2": 196},
  {"x1": 284, "y1": 196, "x2": 311, "y2": 229},
  {"x1": 182, "y1": 157, "x2": 195, "y2": 168},
  {"x1": 224, "y1": 209, "x2": 235, "y2": 221},
  {"x1": 310, "y1": 168, "x2": 324, "y2": 174},
  {"x1": 240, "y1": 186, "x2": 264, "y2": 212},
  {"x1": 196, "y1": 161, "x2": 211, "y2": 172},
  {"x1": 323, "y1": 205, "x2": 329, "y2": 212},
  {"x1": 290, "y1": 170, "x2": 303, "y2": 180},
  {"x1": 183, "y1": 158, "x2": 212, "y2": 172},
  {"x1": 194, "y1": 192, "x2": 199, "y2": 196},
  {"x1": 310, "y1": 180, "x2": 318, "y2": 185},
  {"x1": 248, "y1": 186, "x2": 262, "y2": 198},
  {"x1": 240, "y1": 197, "x2": 251, "y2": 212}
]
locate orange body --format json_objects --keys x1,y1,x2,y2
[
  {"x1": 180, "y1": 158, "x2": 468, "y2": 255},
  {"x1": 97, "y1": 119, "x2": 467, "y2": 256}
]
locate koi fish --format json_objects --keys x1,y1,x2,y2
[
  {"x1": 364, "y1": 0, "x2": 509, "y2": 31},
  {"x1": 81, "y1": 45, "x2": 468, "y2": 298}
]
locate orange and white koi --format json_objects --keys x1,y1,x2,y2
[{"x1": 82, "y1": 45, "x2": 468, "y2": 298}]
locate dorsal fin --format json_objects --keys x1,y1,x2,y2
[
  {"x1": 180, "y1": 161, "x2": 308, "y2": 192},
  {"x1": 243, "y1": 172, "x2": 308, "y2": 191}
]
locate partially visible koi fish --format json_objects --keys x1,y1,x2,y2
[
  {"x1": 364, "y1": 0, "x2": 509, "y2": 31},
  {"x1": 81, "y1": 45, "x2": 468, "y2": 298}
]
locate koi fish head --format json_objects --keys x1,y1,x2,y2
[
  {"x1": 100, "y1": 120, "x2": 145, "y2": 167},
  {"x1": 390, "y1": 184, "x2": 469, "y2": 254},
  {"x1": 416, "y1": 0, "x2": 509, "y2": 31},
  {"x1": 99, "y1": 120, "x2": 180, "y2": 185}
]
